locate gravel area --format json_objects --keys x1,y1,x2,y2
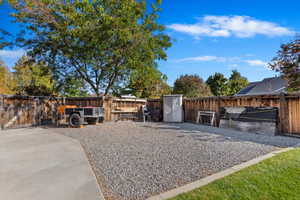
[{"x1": 50, "y1": 122, "x2": 300, "y2": 200}]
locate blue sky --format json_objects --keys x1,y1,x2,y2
[{"x1": 1, "y1": 0, "x2": 299, "y2": 85}]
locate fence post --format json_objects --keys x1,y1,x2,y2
[
  {"x1": 0, "y1": 95, "x2": 4, "y2": 130},
  {"x1": 103, "y1": 96, "x2": 113, "y2": 121},
  {"x1": 216, "y1": 97, "x2": 221, "y2": 127},
  {"x1": 98, "y1": 96, "x2": 102, "y2": 107},
  {"x1": 33, "y1": 97, "x2": 37, "y2": 126},
  {"x1": 182, "y1": 98, "x2": 185, "y2": 122},
  {"x1": 279, "y1": 94, "x2": 289, "y2": 134}
]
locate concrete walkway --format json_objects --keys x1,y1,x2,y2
[{"x1": 0, "y1": 128, "x2": 103, "y2": 200}]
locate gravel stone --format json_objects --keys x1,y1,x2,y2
[{"x1": 50, "y1": 122, "x2": 300, "y2": 200}]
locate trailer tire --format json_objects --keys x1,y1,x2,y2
[{"x1": 69, "y1": 113, "x2": 81, "y2": 128}]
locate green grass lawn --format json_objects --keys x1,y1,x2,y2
[{"x1": 170, "y1": 148, "x2": 300, "y2": 200}]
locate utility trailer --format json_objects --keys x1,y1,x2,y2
[{"x1": 58, "y1": 106, "x2": 104, "y2": 128}]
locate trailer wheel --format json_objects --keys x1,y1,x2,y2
[{"x1": 69, "y1": 113, "x2": 81, "y2": 128}]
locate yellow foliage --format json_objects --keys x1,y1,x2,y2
[{"x1": 0, "y1": 61, "x2": 15, "y2": 95}]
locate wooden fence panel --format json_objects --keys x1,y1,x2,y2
[
  {"x1": 183, "y1": 95, "x2": 284, "y2": 132},
  {"x1": 0, "y1": 96, "x2": 64, "y2": 129},
  {"x1": 111, "y1": 98, "x2": 146, "y2": 121},
  {"x1": 183, "y1": 95, "x2": 300, "y2": 136},
  {"x1": 2, "y1": 96, "x2": 36, "y2": 129},
  {"x1": 147, "y1": 99, "x2": 163, "y2": 122},
  {"x1": 285, "y1": 96, "x2": 300, "y2": 135}
]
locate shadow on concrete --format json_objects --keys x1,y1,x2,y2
[{"x1": 141, "y1": 122, "x2": 300, "y2": 148}]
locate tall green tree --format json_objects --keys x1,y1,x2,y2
[
  {"x1": 5, "y1": 0, "x2": 171, "y2": 96},
  {"x1": 123, "y1": 65, "x2": 171, "y2": 98},
  {"x1": 173, "y1": 74, "x2": 211, "y2": 98},
  {"x1": 270, "y1": 37, "x2": 300, "y2": 92},
  {"x1": 227, "y1": 70, "x2": 249, "y2": 96},
  {"x1": 13, "y1": 56, "x2": 55, "y2": 96},
  {"x1": 56, "y1": 73, "x2": 90, "y2": 97},
  {"x1": 206, "y1": 72, "x2": 229, "y2": 96}
]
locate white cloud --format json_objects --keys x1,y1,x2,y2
[
  {"x1": 177, "y1": 55, "x2": 220, "y2": 62},
  {"x1": 0, "y1": 49, "x2": 26, "y2": 59},
  {"x1": 245, "y1": 59, "x2": 268, "y2": 66},
  {"x1": 176, "y1": 55, "x2": 240, "y2": 63},
  {"x1": 168, "y1": 15, "x2": 294, "y2": 38},
  {"x1": 175, "y1": 55, "x2": 269, "y2": 69}
]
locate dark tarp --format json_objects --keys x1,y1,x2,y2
[{"x1": 220, "y1": 107, "x2": 278, "y2": 123}]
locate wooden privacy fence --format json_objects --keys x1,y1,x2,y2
[
  {"x1": 146, "y1": 94, "x2": 300, "y2": 136},
  {"x1": 1, "y1": 94, "x2": 300, "y2": 136},
  {"x1": 183, "y1": 94, "x2": 300, "y2": 136},
  {"x1": 0, "y1": 95, "x2": 63, "y2": 129},
  {"x1": 0, "y1": 95, "x2": 147, "y2": 129}
]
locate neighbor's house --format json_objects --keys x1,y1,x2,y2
[{"x1": 235, "y1": 77, "x2": 288, "y2": 96}]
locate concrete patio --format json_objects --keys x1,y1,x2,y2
[{"x1": 0, "y1": 128, "x2": 103, "y2": 200}]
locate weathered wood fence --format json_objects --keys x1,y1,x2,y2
[
  {"x1": 147, "y1": 99, "x2": 163, "y2": 122},
  {"x1": 147, "y1": 94, "x2": 300, "y2": 136},
  {"x1": 187, "y1": 94, "x2": 300, "y2": 136},
  {"x1": 1, "y1": 94, "x2": 300, "y2": 136},
  {"x1": 0, "y1": 95, "x2": 62, "y2": 129},
  {"x1": 0, "y1": 95, "x2": 147, "y2": 129}
]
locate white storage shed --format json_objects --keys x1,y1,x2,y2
[{"x1": 163, "y1": 95, "x2": 183, "y2": 122}]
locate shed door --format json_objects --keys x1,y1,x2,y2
[{"x1": 163, "y1": 96, "x2": 182, "y2": 122}]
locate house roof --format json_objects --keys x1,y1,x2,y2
[{"x1": 236, "y1": 77, "x2": 288, "y2": 96}]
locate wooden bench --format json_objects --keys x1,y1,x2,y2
[
  {"x1": 119, "y1": 113, "x2": 138, "y2": 121},
  {"x1": 112, "y1": 107, "x2": 139, "y2": 121}
]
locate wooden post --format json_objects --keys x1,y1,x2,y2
[
  {"x1": 0, "y1": 95, "x2": 4, "y2": 130},
  {"x1": 36, "y1": 98, "x2": 41, "y2": 126},
  {"x1": 33, "y1": 97, "x2": 37, "y2": 126},
  {"x1": 279, "y1": 94, "x2": 289, "y2": 134},
  {"x1": 98, "y1": 96, "x2": 102, "y2": 107},
  {"x1": 103, "y1": 96, "x2": 113, "y2": 121},
  {"x1": 51, "y1": 99, "x2": 56, "y2": 125},
  {"x1": 183, "y1": 98, "x2": 186, "y2": 122},
  {"x1": 216, "y1": 97, "x2": 221, "y2": 127}
]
